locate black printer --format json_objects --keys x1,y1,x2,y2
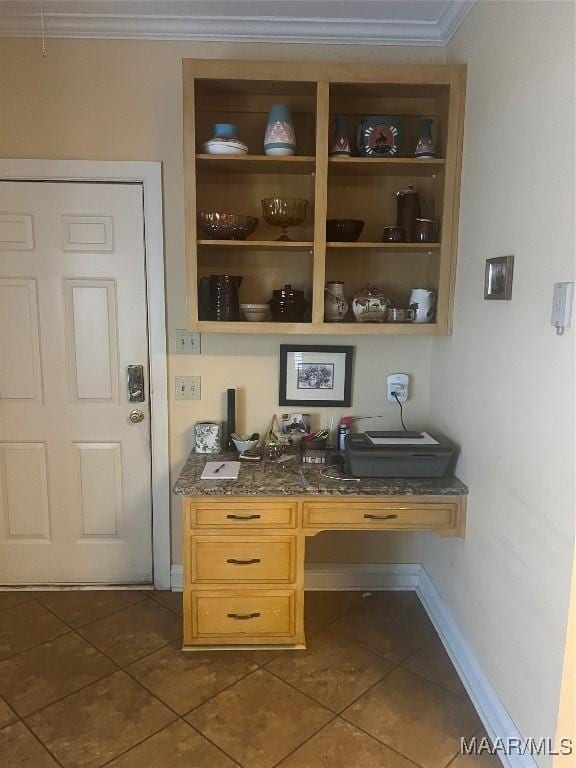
[{"x1": 344, "y1": 431, "x2": 456, "y2": 478}]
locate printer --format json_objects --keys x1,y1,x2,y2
[{"x1": 344, "y1": 431, "x2": 456, "y2": 479}]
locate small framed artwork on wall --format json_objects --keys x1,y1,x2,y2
[
  {"x1": 279, "y1": 345, "x2": 353, "y2": 407},
  {"x1": 484, "y1": 255, "x2": 514, "y2": 300}
]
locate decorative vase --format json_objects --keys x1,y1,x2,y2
[
  {"x1": 415, "y1": 118, "x2": 436, "y2": 159},
  {"x1": 330, "y1": 117, "x2": 351, "y2": 157},
  {"x1": 202, "y1": 123, "x2": 248, "y2": 155},
  {"x1": 324, "y1": 281, "x2": 348, "y2": 322},
  {"x1": 264, "y1": 104, "x2": 296, "y2": 156},
  {"x1": 352, "y1": 284, "x2": 391, "y2": 324},
  {"x1": 394, "y1": 185, "x2": 421, "y2": 242}
]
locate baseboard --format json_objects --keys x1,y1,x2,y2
[
  {"x1": 170, "y1": 560, "x2": 534, "y2": 767},
  {"x1": 417, "y1": 567, "x2": 535, "y2": 768}
]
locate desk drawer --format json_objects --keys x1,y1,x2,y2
[
  {"x1": 190, "y1": 501, "x2": 297, "y2": 529},
  {"x1": 191, "y1": 536, "x2": 297, "y2": 584},
  {"x1": 191, "y1": 591, "x2": 295, "y2": 640},
  {"x1": 303, "y1": 500, "x2": 455, "y2": 529}
]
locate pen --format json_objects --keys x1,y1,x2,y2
[{"x1": 213, "y1": 463, "x2": 226, "y2": 474}]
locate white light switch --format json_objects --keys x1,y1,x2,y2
[
  {"x1": 175, "y1": 376, "x2": 201, "y2": 400},
  {"x1": 551, "y1": 282, "x2": 574, "y2": 335},
  {"x1": 174, "y1": 330, "x2": 201, "y2": 354}
]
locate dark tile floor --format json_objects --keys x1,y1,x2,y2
[{"x1": 0, "y1": 589, "x2": 499, "y2": 768}]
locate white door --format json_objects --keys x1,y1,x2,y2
[{"x1": 0, "y1": 181, "x2": 153, "y2": 584}]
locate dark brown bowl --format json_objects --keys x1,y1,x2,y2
[{"x1": 326, "y1": 219, "x2": 365, "y2": 242}]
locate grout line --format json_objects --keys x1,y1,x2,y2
[
  {"x1": 96, "y1": 719, "x2": 186, "y2": 768},
  {"x1": 0, "y1": 628, "x2": 74, "y2": 664},
  {"x1": 19, "y1": 717, "x2": 67, "y2": 768},
  {"x1": 180, "y1": 665, "x2": 263, "y2": 718}
]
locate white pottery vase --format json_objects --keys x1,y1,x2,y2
[
  {"x1": 409, "y1": 288, "x2": 436, "y2": 323},
  {"x1": 324, "y1": 281, "x2": 348, "y2": 322}
]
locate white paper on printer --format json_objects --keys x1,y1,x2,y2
[
  {"x1": 201, "y1": 461, "x2": 241, "y2": 480},
  {"x1": 367, "y1": 432, "x2": 439, "y2": 446}
]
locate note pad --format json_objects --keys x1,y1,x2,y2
[{"x1": 201, "y1": 461, "x2": 241, "y2": 480}]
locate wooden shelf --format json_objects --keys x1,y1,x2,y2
[
  {"x1": 328, "y1": 157, "x2": 445, "y2": 177},
  {"x1": 197, "y1": 240, "x2": 314, "y2": 251},
  {"x1": 327, "y1": 242, "x2": 441, "y2": 250},
  {"x1": 184, "y1": 59, "x2": 466, "y2": 335},
  {"x1": 196, "y1": 154, "x2": 316, "y2": 174},
  {"x1": 194, "y1": 321, "x2": 441, "y2": 335}
]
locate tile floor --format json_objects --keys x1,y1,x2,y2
[{"x1": 0, "y1": 589, "x2": 500, "y2": 768}]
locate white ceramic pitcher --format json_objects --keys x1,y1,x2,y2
[{"x1": 409, "y1": 288, "x2": 436, "y2": 323}]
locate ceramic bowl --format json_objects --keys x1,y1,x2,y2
[
  {"x1": 197, "y1": 212, "x2": 258, "y2": 240},
  {"x1": 202, "y1": 138, "x2": 248, "y2": 155},
  {"x1": 326, "y1": 219, "x2": 365, "y2": 242},
  {"x1": 231, "y1": 436, "x2": 259, "y2": 454},
  {"x1": 386, "y1": 307, "x2": 415, "y2": 323},
  {"x1": 240, "y1": 303, "x2": 269, "y2": 322}
]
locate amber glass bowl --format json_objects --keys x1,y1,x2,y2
[
  {"x1": 197, "y1": 212, "x2": 258, "y2": 240},
  {"x1": 261, "y1": 197, "x2": 308, "y2": 241}
]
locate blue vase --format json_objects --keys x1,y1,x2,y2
[
  {"x1": 415, "y1": 118, "x2": 436, "y2": 158},
  {"x1": 330, "y1": 116, "x2": 351, "y2": 157},
  {"x1": 264, "y1": 104, "x2": 296, "y2": 156}
]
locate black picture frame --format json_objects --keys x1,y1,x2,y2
[
  {"x1": 484, "y1": 255, "x2": 514, "y2": 300},
  {"x1": 279, "y1": 345, "x2": 353, "y2": 407}
]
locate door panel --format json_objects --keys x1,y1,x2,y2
[{"x1": 0, "y1": 181, "x2": 152, "y2": 584}]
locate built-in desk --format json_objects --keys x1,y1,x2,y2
[{"x1": 174, "y1": 452, "x2": 468, "y2": 651}]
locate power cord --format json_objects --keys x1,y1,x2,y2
[{"x1": 392, "y1": 392, "x2": 408, "y2": 432}]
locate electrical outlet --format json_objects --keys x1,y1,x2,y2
[
  {"x1": 174, "y1": 330, "x2": 201, "y2": 355},
  {"x1": 175, "y1": 376, "x2": 201, "y2": 400},
  {"x1": 387, "y1": 373, "x2": 409, "y2": 402}
]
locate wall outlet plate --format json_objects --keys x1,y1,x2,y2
[
  {"x1": 174, "y1": 330, "x2": 201, "y2": 355},
  {"x1": 387, "y1": 373, "x2": 409, "y2": 402},
  {"x1": 175, "y1": 376, "x2": 201, "y2": 400}
]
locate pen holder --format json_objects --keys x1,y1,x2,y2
[{"x1": 194, "y1": 422, "x2": 221, "y2": 454}]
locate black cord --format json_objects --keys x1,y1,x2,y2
[{"x1": 392, "y1": 392, "x2": 408, "y2": 431}]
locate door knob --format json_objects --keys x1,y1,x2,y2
[{"x1": 129, "y1": 409, "x2": 145, "y2": 424}]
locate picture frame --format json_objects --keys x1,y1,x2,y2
[
  {"x1": 484, "y1": 255, "x2": 514, "y2": 300},
  {"x1": 279, "y1": 345, "x2": 353, "y2": 407}
]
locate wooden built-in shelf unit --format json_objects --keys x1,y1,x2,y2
[{"x1": 184, "y1": 60, "x2": 466, "y2": 335}]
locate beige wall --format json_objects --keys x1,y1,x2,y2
[
  {"x1": 0, "y1": 38, "x2": 445, "y2": 565},
  {"x1": 424, "y1": 1, "x2": 575, "y2": 759}
]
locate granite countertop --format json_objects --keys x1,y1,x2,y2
[{"x1": 173, "y1": 451, "x2": 469, "y2": 497}]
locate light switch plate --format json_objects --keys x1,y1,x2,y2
[
  {"x1": 175, "y1": 376, "x2": 201, "y2": 400},
  {"x1": 551, "y1": 282, "x2": 574, "y2": 335},
  {"x1": 174, "y1": 330, "x2": 201, "y2": 355}
]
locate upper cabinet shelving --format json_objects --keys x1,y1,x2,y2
[{"x1": 183, "y1": 60, "x2": 466, "y2": 335}]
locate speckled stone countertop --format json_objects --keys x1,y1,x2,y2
[{"x1": 173, "y1": 451, "x2": 468, "y2": 497}]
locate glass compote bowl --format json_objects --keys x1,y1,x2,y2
[{"x1": 261, "y1": 197, "x2": 309, "y2": 241}]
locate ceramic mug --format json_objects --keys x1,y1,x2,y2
[
  {"x1": 414, "y1": 218, "x2": 439, "y2": 243},
  {"x1": 382, "y1": 226, "x2": 406, "y2": 243}
]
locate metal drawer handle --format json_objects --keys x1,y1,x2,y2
[
  {"x1": 226, "y1": 558, "x2": 261, "y2": 565},
  {"x1": 227, "y1": 612, "x2": 261, "y2": 620},
  {"x1": 227, "y1": 514, "x2": 261, "y2": 520},
  {"x1": 363, "y1": 513, "x2": 399, "y2": 520}
]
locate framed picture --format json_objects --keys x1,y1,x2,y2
[
  {"x1": 484, "y1": 255, "x2": 514, "y2": 300},
  {"x1": 279, "y1": 345, "x2": 353, "y2": 407}
]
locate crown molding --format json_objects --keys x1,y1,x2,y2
[{"x1": 0, "y1": 2, "x2": 475, "y2": 46}]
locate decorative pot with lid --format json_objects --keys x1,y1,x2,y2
[
  {"x1": 351, "y1": 284, "x2": 391, "y2": 323},
  {"x1": 268, "y1": 284, "x2": 307, "y2": 322}
]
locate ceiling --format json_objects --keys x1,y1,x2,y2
[{"x1": 0, "y1": 1, "x2": 475, "y2": 45}]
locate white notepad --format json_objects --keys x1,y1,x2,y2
[
  {"x1": 201, "y1": 461, "x2": 241, "y2": 480},
  {"x1": 367, "y1": 432, "x2": 439, "y2": 446}
]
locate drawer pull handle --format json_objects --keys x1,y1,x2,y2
[
  {"x1": 226, "y1": 558, "x2": 261, "y2": 565},
  {"x1": 364, "y1": 513, "x2": 399, "y2": 520},
  {"x1": 227, "y1": 612, "x2": 261, "y2": 620},
  {"x1": 227, "y1": 514, "x2": 261, "y2": 520}
]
